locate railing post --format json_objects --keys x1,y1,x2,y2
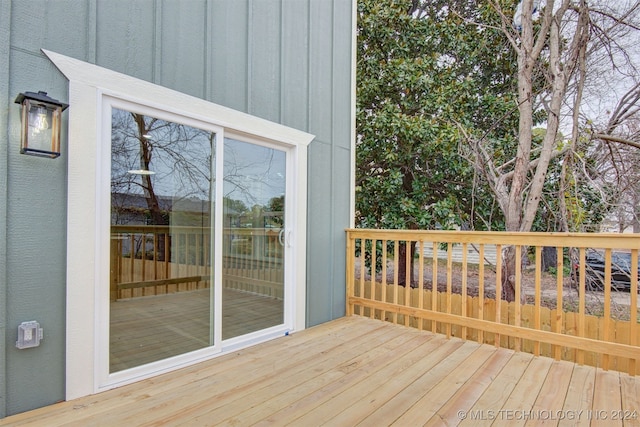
[{"x1": 346, "y1": 231, "x2": 354, "y2": 316}]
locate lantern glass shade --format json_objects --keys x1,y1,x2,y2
[{"x1": 15, "y1": 91, "x2": 68, "y2": 158}]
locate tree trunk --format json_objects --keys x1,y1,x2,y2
[
  {"x1": 497, "y1": 1, "x2": 586, "y2": 302},
  {"x1": 133, "y1": 113, "x2": 170, "y2": 261},
  {"x1": 501, "y1": 245, "x2": 517, "y2": 302},
  {"x1": 541, "y1": 247, "x2": 557, "y2": 272},
  {"x1": 397, "y1": 241, "x2": 417, "y2": 287}
]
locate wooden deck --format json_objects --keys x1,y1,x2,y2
[{"x1": 3, "y1": 316, "x2": 639, "y2": 426}]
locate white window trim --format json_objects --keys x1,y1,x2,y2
[{"x1": 43, "y1": 50, "x2": 313, "y2": 400}]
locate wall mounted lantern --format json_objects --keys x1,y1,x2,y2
[{"x1": 15, "y1": 91, "x2": 69, "y2": 158}]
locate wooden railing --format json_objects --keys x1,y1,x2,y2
[
  {"x1": 346, "y1": 229, "x2": 640, "y2": 375},
  {"x1": 111, "y1": 225, "x2": 284, "y2": 300}
]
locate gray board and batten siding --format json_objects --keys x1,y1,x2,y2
[{"x1": 0, "y1": 0, "x2": 354, "y2": 417}]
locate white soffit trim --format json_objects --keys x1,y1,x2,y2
[{"x1": 42, "y1": 49, "x2": 315, "y2": 146}]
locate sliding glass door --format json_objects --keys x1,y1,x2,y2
[
  {"x1": 109, "y1": 108, "x2": 215, "y2": 372},
  {"x1": 108, "y1": 107, "x2": 290, "y2": 374},
  {"x1": 222, "y1": 138, "x2": 286, "y2": 340}
]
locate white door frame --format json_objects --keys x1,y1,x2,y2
[{"x1": 44, "y1": 50, "x2": 313, "y2": 399}]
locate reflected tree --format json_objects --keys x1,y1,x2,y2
[{"x1": 111, "y1": 109, "x2": 213, "y2": 261}]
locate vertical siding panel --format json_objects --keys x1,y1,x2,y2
[
  {"x1": 281, "y1": 0, "x2": 310, "y2": 131},
  {"x1": 308, "y1": 0, "x2": 333, "y2": 144},
  {"x1": 329, "y1": 0, "x2": 353, "y2": 318},
  {"x1": 159, "y1": 0, "x2": 206, "y2": 97},
  {"x1": 211, "y1": 0, "x2": 249, "y2": 111},
  {"x1": 0, "y1": 0, "x2": 10, "y2": 419},
  {"x1": 307, "y1": 142, "x2": 335, "y2": 325},
  {"x1": 205, "y1": 0, "x2": 216, "y2": 100},
  {"x1": 248, "y1": 0, "x2": 281, "y2": 122},
  {"x1": 332, "y1": 0, "x2": 352, "y2": 149},
  {"x1": 332, "y1": 145, "x2": 350, "y2": 318},
  {"x1": 85, "y1": 0, "x2": 97, "y2": 64},
  {"x1": 95, "y1": 0, "x2": 155, "y2": 81},
  {"x1": 306, "y1": 0, "x2": 334, "y2": 326},
  {"x1": 10, "y1": 1, "x2": 91, "y2": 58},
  {"x1": 154, "y1": 0, "x2": 163, "y2": 84}
]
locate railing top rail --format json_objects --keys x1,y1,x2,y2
[
  {"x1": 111, "y1": 225, "x2": 281, "y2": 234},
  {"x1": 346, "y1": 228, "x2": 640, "y2": 250}
]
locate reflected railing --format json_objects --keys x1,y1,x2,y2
[{"x1": 110, "y1": 225, "x2": 284, "y2": 301}]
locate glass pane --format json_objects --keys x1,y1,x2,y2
[
  {"x1": 223, "y1": 138, "x2": 286, "y2": 339},
  {"x1": 110, "y1": 108, "x2": 214, "y2": 372}
]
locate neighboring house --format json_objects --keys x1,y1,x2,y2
[{"x1": 0, "y1": 0, "x2": 354, "y2": 417}]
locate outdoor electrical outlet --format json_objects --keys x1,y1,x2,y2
[{"x1": 16, "y1": 321, "x2": 43, "y2": 349}]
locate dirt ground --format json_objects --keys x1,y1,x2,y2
[{"x1": 355, "y1": 259, "x2": 636, "y2": 321}]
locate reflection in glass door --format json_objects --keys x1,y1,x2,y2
[
  {"x1": 109, "y1": 109, "x2": 290, "y2": 373},
  {"x1": 109, "y1": 108, "x2": 214, "y2": 372},
  {"x1": 222, "y1": 138, "x2": 286, "y2": 339}
]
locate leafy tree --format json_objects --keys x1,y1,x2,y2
[
  {"x1": 476, "y1": 0, "x2": 640, "y2": 301},
  {"x1": 357, "y1": 0, "x2": 520, "y2": 283},
  {"x1": 357, "y1": 0, "x2": 640, "y2": 297}
]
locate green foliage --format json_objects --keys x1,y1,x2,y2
[
  {"x1": 357, "y1": 1, "x2": 607, "y2": 233},
  {"x1": 356, "y1": 0, "x2": 519, "y2": 231}
]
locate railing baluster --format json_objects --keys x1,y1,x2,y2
[
  {"x1": 431, "y1": 242, "x2": 438, "y2": 334},
  {"x1": 477, "y1": 244, "x2": 485, "y2": 344},
  {"x1": 381, "y1": 239, "x2": 388, "y2": 322},
  {"x1": 153, "y1": 232, "x2": 158, "y2": 283},
  {"x1": 359, "y1": 238, "x2": 365, "y2": 317},
  {"x1": 461, "y1": 242, "x2": 468, "y2": 340},
  {"x1": 495, "y1": 244, "x2": 502, "y2": 349},
  {"x1": 418, "y1": 240, "x2": 424, "y2": 331},
  {"x1": 370, "y1": 239, "x2": 377, "y2": 320},
  {"x1": 164, "y1": 230, "x2": 170, "y2": 284},
  {"x1": 141, "y1": 232, "x2": 147, "y2": 296},
  {"x1": 393, "y1": 240, "x2": 399, "y2": 325},
  {"x1": 554, "y1": 246, "x2": 563, "y2": 360},
  {"x1": 603, "y1": 248, "x2": 612, "y2": 371},
  {"x1": 404, "y1": 240, "x2": 411, "y2": 327},
  {"x1": 446, "y1": 242, "x2": 452, "y2": 339},
  {"x1": 514, "y1": 245, "x2": 521, "y2": 352},
  {"x1": 534, "y1": 246, "x2": 542, "y2": 356},
  {"x1": 129, "y1": 234, "x2": 135, "y2": 287},
  {"x1": 630, "y1": 249, "x2": 638, "y2": 376},
  {"x1": 578, "y1": 247, "x2": 586, "y2": 365}
]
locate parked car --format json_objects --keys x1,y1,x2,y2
[{"x1": 573, "y1": 250, "x2": 640, "y2": 292}]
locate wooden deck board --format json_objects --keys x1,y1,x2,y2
[
  {"x1": 559, "y1": 364, "x2": 596, "y2": 427},
  {"x1": 2, "y1": 316, "x2": 639, "y2": 426},
  {"x1": 592, "y1": 370, "x2": 623, "y2": 427},
  {"x1": 621, "y1": 375, "x2": 640, "y2": 427},
  {"x1": 498, "y1": 356, "x2": 554, "y2": 427},
  {"x1": 525, "y1": 361, "x2": 574, "y2": 426},
  {"x1": 458, "y1": 351, "x2": 534, "y2": 427}
]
